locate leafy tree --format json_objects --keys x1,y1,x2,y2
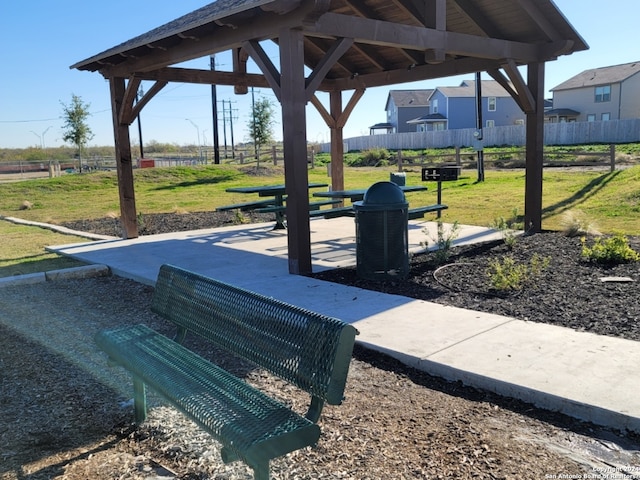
[
  {"x1": 247, "y1": 96, "x2": 275, "y2": 165},
  {"x1": 61, "y1": 94, "x2": 94, "y2": 172}
]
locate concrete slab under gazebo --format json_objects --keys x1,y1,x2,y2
[{"x1": 71, "y1": 0, "x2": 588, "y2": 275}]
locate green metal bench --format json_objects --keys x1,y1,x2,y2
[{"x1": 95, "y1": 264, "x2": 358, "y2": 480}]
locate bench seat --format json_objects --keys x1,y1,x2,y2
[
  {"x1": 309, "y1": 206, "x2": 355, "y2": 219},
  {"x1": 255, "y1": 199, "x2": 341, "y2": 214},
  {"x1": 408, "y1": 204, "x2": 448, "y2": 220},
  {"x1": 216, "y1": 198, "x2": 280, "y2": 211},
  {"x1": 96, "y1": 324, "x2": 320, "y2": 470}
]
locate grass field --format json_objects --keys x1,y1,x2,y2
[{"x1": 1, "y1": 163, "x2": 639, "y2": 278}]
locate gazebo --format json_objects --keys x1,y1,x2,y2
[{"x1": 71, "y1": 0, "x2": 587, "y2": 275}]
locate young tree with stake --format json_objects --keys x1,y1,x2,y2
[{"x1": 61, "y1": 94, "x2": 94, "y2": 173}]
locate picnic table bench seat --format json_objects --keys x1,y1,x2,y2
[
  {"x1": 309, "y1": 206, "x2": 355, "y2": 219},
  {"x1": 216, "y1": 198, "x2": 281, "y2": 212},
  {"x1": 408, "y1": 204, "x2": 448, "y2": 220},
  {"x1": 95, "y1": 264, "x2": 358, "y2": 480},
  {"x1": 255, "y1": 199, "x2": 342, "y2": 214}
]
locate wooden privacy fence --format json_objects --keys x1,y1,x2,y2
[{"x1": 324, "y1": 119, "x2": 640, "y2": 153}]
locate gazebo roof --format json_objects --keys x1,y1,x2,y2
[{"x1": 72, "y1": 0, "x2": 588, "y2": 91}]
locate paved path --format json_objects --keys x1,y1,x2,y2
[{"x1": 46, "y1": 217, "x2": 640, "y2": 434}]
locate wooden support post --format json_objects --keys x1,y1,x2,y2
[
  {"x1": 524, "y1": 62, "x2": 545, "y2": 234},
  {"x1": 610, "y1": 144, "x2": 616, "y2": 172},
  {"x1": 280, "y1": 28, "x2": 312, "y2": 274},
  {"x1": 109, "y1": 77, "x2": 138, "y2": 239},
  {"x1": 329, "y1": 90, "x2": 345, "y2": 194}
]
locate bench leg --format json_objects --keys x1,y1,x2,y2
[
  {"x1": 133, "y1": 378, "x2": 147, "y2": 423},
  {"x1": 252, "y1": 463, "x2": 270, "y2": 480}
]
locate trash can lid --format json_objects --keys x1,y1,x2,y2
[{"x1": 362, "y1": 181, "x2": 406, "y2": 204}]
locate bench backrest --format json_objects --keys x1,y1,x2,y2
[{"x1": 151, "y1": 264, "x2": 358, "y2": 406}]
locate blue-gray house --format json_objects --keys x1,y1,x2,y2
[
  {"x1": 406, "y1": 80, "x2": 526, "y2": 132},
  {"x1": 370, "y1": 89, "x2": 434, "y2": 134}
]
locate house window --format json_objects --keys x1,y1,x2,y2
[
  {"x1": 485, "y1": 119, "x2": 495, "y2": 128},
  {"x1": 587, "y1": 114, "x2": 596, "y2": 122},
  {"x1": 432, "y1": 99, "x2": 438, "y2": 114},
  {"x1": 595, "y1": 85, "x2": 611, "y2": 103},
  {"x1": 602, "y1": 112, "x2": 611, "y2": 121},
  {"x1": 488, "y1": 97, "x2": 497, "y2": 111}
]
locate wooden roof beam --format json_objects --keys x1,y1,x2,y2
[
  {"x1": 309, "y1": 13, "x2": 542, "y2": 62},
  {"x1": 328, "y1": 55, "x2": 507, "y2": 90},
  {"x1": 135, "y1": 66, "x2": 271, "y2": 89},
  {"x1": 345, "y1": 0, "x2": 439, "y2": 67}
]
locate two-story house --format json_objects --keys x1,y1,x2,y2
[
  {"x1": 408, "y1": 80, "x2": 526, "y2": 132},
  {"x1": 371, "y1": 80, "x2": 525, "y2": 134},
  {"x1": 370, "y1": 89, "x2": 433, "y2": 134},
  {"x1": 548, "y1": 60, "x2": 640, "y2": 123}
]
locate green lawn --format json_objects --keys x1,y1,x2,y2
[{"x1": 1, "y1": 163, "x2": 638, "y2": 278}]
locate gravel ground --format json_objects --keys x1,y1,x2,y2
[{"x1": 1, "y1": 212, "x2": 635, "y2": 479}]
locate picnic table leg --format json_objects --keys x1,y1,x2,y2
[{"x1": 273, "y1": 194, "x2": 286, "y2": 230}]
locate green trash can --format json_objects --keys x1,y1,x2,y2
[{"x1": 354, "y1": 181, "x2": 409, "y2": 280}]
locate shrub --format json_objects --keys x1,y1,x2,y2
[
  {"x1": 487, "y1": 253, "x2": 550, "y2": 291},
  {"x1": 348, "y1": 148, "x2": 391, "y2": 167},
  {"x1": 489, "y1": 208, "x2": 522, "y2": 248},
  {"x1": 581, "y1": 233, "x2": 640, "y2": 264},
  {"x1": 422, "y1": 221, "x2": 460, "y2": 264},
  {"x1": 559, "y1": 210, "x2": 599, "y2": 237}
]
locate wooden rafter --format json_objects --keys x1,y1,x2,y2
[
  {"x1": 242, "y1": 40, "x2": 282, "y2": 100},
  {"x1": 305, "y1": 37, "x2": 353, "y2": 99}
]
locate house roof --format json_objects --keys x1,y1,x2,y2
[
  {"x1": 435, "y1": 79, "x2": 512, "y2": 98},
  {"x1": 407, "y1": 113, "x2": 447, "y2": 124},
  {"x1": 545, "y1": 108, "x2": 580, "y2": 116},
  {"x1": 71, "y1": 0, "x2": 588, "y2": 92},
  {"x1": 386, "y1": 90, "x2": 434, "y2": 110},
  {"x1": 369, "y1": 122, "x2": 394, "y2": 130},
  {"x1": 551, "y1": 60, "x2": 640, "y2": 91}
]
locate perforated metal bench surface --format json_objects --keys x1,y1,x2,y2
[{"x1": 95, "y1": 264, "x2": 358, "y2": 480}]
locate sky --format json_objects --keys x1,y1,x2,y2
[{"x1": 1, "y1": 1, "x2": 638, "y2": 151}]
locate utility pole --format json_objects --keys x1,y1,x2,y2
[
  {"x1": 475, "y1": 72, "x2": 485, "y2": 182},
  {"x1": 210, "y1": 55, "x2": 220, "y2": 164},
  {"x1": 221, "y1": 100, "x2": 228, "y2": 158},
  {"x1": 228, "y1": 100, "x2": 236, "y2": 159}
]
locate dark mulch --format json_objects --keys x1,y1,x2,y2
[
  {"x1": 315, "y1": 232, "x2": 640, "y2": 342},
  {"x1": 62, "y1": 212, "x2": 640, "y2": 342}
]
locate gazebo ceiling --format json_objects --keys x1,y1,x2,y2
[{"x1": 72, "y1": 0, "x2": 588, "y2": 92}]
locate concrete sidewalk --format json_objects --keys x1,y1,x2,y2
[{"x1": 48, "y1": 217, "x2": 640, "y2": 434}]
